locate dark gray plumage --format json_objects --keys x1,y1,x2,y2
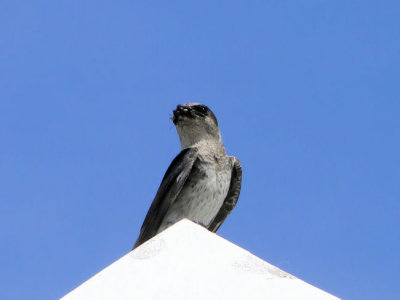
[{"x1": 133, "y1": 103, "x2": 242, "y2": 249}]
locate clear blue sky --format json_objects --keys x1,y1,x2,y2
[{"x1": 1, "y1": 1, "x2": 399, "y2": 299}]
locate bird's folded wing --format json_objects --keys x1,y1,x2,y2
[
  {"x1": 133, "y1": 147, "x2": 198, "y2": 249},
  {"x1": 208, "y1": 156, "x2": 242, "y2": 232}
]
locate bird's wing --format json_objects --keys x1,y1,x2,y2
[
  {"x1": 208, "y1": 156, "x2": 242, "y2": 232},
  {"x1": 133, "y1": 147, "x2": 198, "y2": 249}
]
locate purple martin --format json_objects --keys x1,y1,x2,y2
[{"x1": 133, "y1": 103, "x2": 242, "y2": 249}]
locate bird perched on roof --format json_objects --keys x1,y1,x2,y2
[{"x1": 133, "y1": 103, "x2": 242, "y2": 249}]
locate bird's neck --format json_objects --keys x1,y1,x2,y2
[{"x1": 180, "y1": 134, "x2": 225, "y2": 153}]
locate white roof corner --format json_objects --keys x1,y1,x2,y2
[{"x1": 61, "y1": 219, "x2": 340, "y2": 300}]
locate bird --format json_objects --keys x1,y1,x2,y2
[{"x1": 133, "y1": 103, "x2": 242, "y2": 249}]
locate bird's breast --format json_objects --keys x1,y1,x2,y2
[
  {"x1": 159, "y1": 159, "x2": 231, "y2": 231},
  {"x1": 183, "y1": 162, "x2": 231, "y2": 225}
]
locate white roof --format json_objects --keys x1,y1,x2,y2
[{"x1": 61, "y1": 219, "x2": 340, "y2": 300}]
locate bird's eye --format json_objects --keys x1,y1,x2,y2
[{"x1": 194, "y1": 105, "x2": 209, "y2": 114}]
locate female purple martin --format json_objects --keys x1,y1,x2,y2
[{"x1": 133, "y1": 103, "x2": 242, "y2": 249}]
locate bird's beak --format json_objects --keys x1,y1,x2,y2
[{"x1": 172, "y1": 105, "x2": 193, "y2": 125}]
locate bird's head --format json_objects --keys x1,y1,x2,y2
[{"x1": 172, "y1": 103, "x2": 221, "y2": 149}]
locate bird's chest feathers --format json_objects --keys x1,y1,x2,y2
[
  {"x1": 189, "y1": 156, "x2": 230, "y2": 194},
  {"x1": 177, "y1": 157, "x2": 231, "y2": 224}
]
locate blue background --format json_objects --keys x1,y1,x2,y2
[{"x1": 1, "y1": 1, "x2": 399, "y2": 299}]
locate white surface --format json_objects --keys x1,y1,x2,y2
[{"x1": 61, "y1": 219, "x2": 340, "y2": 300}]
